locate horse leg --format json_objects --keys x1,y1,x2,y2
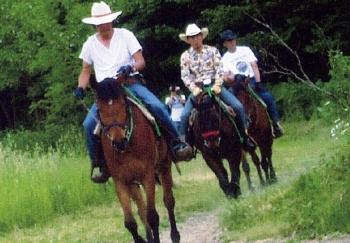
[
  {"x1": 158, "y1": 160, "x2": 180, "y2": 243},
  {"x1": 115, "y1": 183, "x2": 146, "y2": 243},
  {"x1": 227, "y1": 154, "x2": 242, "y2": 199},
  {"x1": 261, "y1": 147, "x2": 277, "y2": 184},
  {"x1": 241, "y1": 151, "x2": 255, "y2": 190},
  {"x1": 203, "y1": 154, "x2": 232, "y2": 197},
  {"x1": 143, "y1": 172, "x2": 160, "y2": 243},
  {"x1": 250, "y1": 150, "x2": 266, "y2": 186},
  {"x1": 267, "y1": 146, "x2": 277, "y2": 182},
  {"x1": 129, "y1": 184, "x2": 154, "y2": 242}
]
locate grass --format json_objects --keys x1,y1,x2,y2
[{"x1": 0, "y1": 120, "x2": 348, "y2": 242}]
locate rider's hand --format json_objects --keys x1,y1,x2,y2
[
  {"x1": 211, "y1": 84, "x2": 222, "y2": 95},
  {"x1": 193, "y1": 87, "x2": 203, "y2": 97},
  {"x1": 117, "y1": 65, "x2": 133, "y2": 78},
  {"x1": 74, "y1": 87, "x2": 84, "y2": 100},
  {"x1": 255, "y1": 82, "x2": 268, "y2": 93}
]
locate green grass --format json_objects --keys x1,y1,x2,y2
[{"x1": 0, "y1": 120, "x2": 349, "y2": 242}]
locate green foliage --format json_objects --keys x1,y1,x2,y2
[
  {"x1": 220, "y1": 121, "x2": 350, "y2": 242},
  {"x1": 0, "y1": 125, "x2": 86, "y2": 156},
  {"x1": 269, "y1": 80, "x2": 323, "y2": 122},
  {"x1": 318, "y1": 50, "x2": 350, "y2": 135},
  {"x1": 0, "y1": 121, "x2": 349, "y2": 241},
  {"x1": 279, "y1": 150, "x2": 350, "y2": 239},
  {"x1": 1, "y1": 0, "x2": 350, "y2": 137},
  {"x1": 0, "y1": 131, "x2": 116, "y2": 234}
]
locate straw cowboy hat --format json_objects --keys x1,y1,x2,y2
[
  {"x1": 82, "y1": 1, "x2": 122, "y2": 25},
  {"x1": 179, "y1": 24, "x2": 209, "y2": 43}
]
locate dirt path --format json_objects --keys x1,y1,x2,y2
[
  {"x1": 159, "y1": 212, "x2": 222, "y2": 243},
  {"x1": 159, "y1": 212, "x2": 350, "y2": 243}
]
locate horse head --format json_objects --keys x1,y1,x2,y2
[
  {"x1": 92, "y1": 73, "x2": 130, "y2": 152},
  {"x1": 232, "y1": 74, "x2": 250, "y2": 96},
  {"x1": 193, "y1": 92, "x2": 221, "y2": 150}
]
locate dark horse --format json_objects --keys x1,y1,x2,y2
[
  {"x1": 232, "y1": 74, "x2": 277, "y2": 188},
  {"x1": 90, "y1": 73, "x2": 180, "y2": 243},
  {"x1": 190, "y1": 87, "x2": 243, "y2": 198}
]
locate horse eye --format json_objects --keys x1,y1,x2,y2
[{"x1": 108, "y1": 99, "x2": 113, "y2": 105}]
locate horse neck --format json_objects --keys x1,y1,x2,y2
[{"x1": 238, "y1": 90, "x2": 269, "y2": 127}]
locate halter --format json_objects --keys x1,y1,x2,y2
[
  {"x1": 200, "y1": 86, "x2": 243, "y2": 143},
  {"x1": 97, "y1": 97, "x2": 134, "y2": 144}
]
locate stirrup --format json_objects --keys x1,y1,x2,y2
[
  {"x1": 90, "y1": 167, "x2": 110, "y2": 184},
  {"x1": 90, "y1": 161, "x2": 109, "y2": 184},
  {"x1": 243, "y1": 136, "x2": 256, "y2": 153}
]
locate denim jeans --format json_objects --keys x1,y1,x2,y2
[
  {"x1": 172, "y1": 121, "x2": 182, "y2": 136},
  {"x1": 83, "y1": 81, "x2": 179, "y2": 161},
  {"x1": 180, "y1": 88, "x2": 247, "y2": 136},
  {"x1": 242, "y1": 77, "x2": 280, "y2": 123},
  {"x1": 83, "y1": 103, "x2": 98, "y2": 161}
]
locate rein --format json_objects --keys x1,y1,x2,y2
[
  {"x1": 247, "y1": 85, "x2": 273, "y2": 126},
  {"x1": 79, "y1": 93, "x2": 134, "y2": 142},
  {"x1": 97, "y1": 102, "x2": 134, "y2": 142},
  {"x1": 203, "y1": 86, "x2": 244, "y2": 143}
]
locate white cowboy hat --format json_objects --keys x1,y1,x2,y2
[
  {"x1": 179, "y1": 24, "x2": 209, "y2": 43},
  {"x1": 82, "y1": 1, "x2": 122, "y2": 25}
]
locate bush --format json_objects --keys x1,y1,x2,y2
[{"x1": 269, "y1": 80, "x2": 323, "y2": 122}]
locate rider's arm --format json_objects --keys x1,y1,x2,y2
[
  {"x1": 180, "y1": 51, "x2": 197, "y2": 92},
  {"x1": 132, "y1": 50, "x2": 146, "y2": 72},
  {"x1": 212, "y1": 48, "x2": 224, "y2": 87},
  {"x1": 251, "y1": 61, "x2": 261, "y2": 82},
  {"x1": 78, "y1": 61, "x2": 92, "y2": 89}
]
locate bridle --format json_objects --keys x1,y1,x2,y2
[{"x1": 96, "y1": 94, "x2": 134, "y2": 151}]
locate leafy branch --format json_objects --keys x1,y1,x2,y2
[{"x1": 244, "y1": 11, "x2": 338, "y2": 100}]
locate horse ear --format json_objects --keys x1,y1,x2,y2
[
  {"x1": 244, "y1": 76, "x2": 250, "y2": 86},
  {"x1": 90, "y1": 74, "x2": 98, "y2": 90}
]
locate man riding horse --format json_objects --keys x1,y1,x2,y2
[
  {"x1": 74, "y1": 1, "x2": 193, "y2": 184},
  {"x1": 179, "y1": 23, "x2": 256, "y2": 153},
  {"x1": 220, "y1": 30, "x2": 283, "y2": 138}
]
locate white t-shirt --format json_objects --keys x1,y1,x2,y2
[
  {"x1": 222, "y1": 46, "x2": 257, "y2": 78},
  {"x1": 165, "y1": 95, "x2": 185, "y2": 122},
  {"x1": 79, "y1": 28, "x2": 142, "y2": 82}
]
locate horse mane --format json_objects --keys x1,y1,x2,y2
[
  {"x1": 96, "y1": 78, "x2": 123, "y2": 101},
  {"x1": 194, "y1": 94, "x2": 214, "y2": 112},
  {"x1": 232, "y1": 74, "x2": 248, "y2": 96}
]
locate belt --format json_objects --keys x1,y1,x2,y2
[{"x1": 123, "y1": 74, "x2": 146, "y2": 85}]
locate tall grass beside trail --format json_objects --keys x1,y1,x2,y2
[
  {"x1": 0, "y1": 129, "x2": 116, "y2": 234},
  {"x1": 220, "y1": 120, "x2": 350, "y2": 242}
]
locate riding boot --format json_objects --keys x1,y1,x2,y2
[
  {"x1": 273, "y1": 122, "x2": 284, "y2": 138},
  {"x1": 90, "y1": 135, "x2": 110, "y2": 184},
  {"x1": 236, "y1": 118, "x2": 256, "y2": 153},
  {"x1": 171, "y1": 138, "x2": 193, "y2": 162}
]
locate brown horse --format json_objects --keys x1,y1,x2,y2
[
  {"x1": 232, "y1": 74, "x2": 277, "y2": 188},
  {"x1": 90, "y1": 74, "x2": 180, "y2": 243},
  {"x1": 190, "y1": 88, "x2": 243, "y2": 198}
]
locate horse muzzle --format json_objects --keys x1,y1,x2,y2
[{"x1": 112, "y1": 138, "x2": 128, "y2": 152}]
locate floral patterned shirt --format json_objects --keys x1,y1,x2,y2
[{"x1": 180, "y1": 45, "x2": 224, "y2": 92}]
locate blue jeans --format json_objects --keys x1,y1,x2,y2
[
  {"x1": 172, "y1": 121, "x2": 182, "y2": 136},
  {"x1": 83, "y1": 103, "x2": 98, "y2": 161},
  {"x1": 83, "y1": 80, "x2": 179, "y2": 161},
  {"x1": 180, "y1": 88, "x2": 247, "y2": 136},
  {"x1": 247, "y1": 77, "x2": 280, "y2": 123}
]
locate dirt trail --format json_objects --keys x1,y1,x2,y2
[
  {"x1": 158, "y1": 212, "x2": 350, "y2": 243},
  {"x1": 159, "y1": 212, "x2": 222, "y2": 243}
]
